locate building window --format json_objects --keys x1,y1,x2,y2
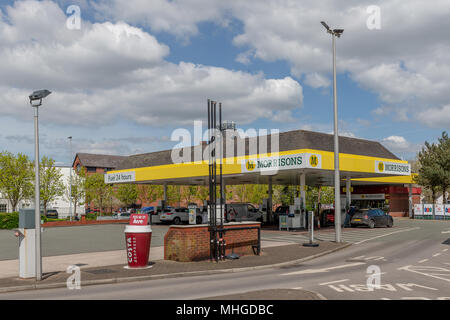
[
  {"x1": 86, "y1": 167, "x2": 97, "y2": 173},
  {"x1": 0, "y1": 204, "x2": 7, "y2": 213}
]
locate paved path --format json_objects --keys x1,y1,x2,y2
[
  {"x1": 1, "y1": 218, "x2": 447, "y2": 300},
  {"x1": 0, "y1": 224, "x2": 170, "y2": 261}
]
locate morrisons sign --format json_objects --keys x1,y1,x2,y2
[
  {"x1": 375, "y1": 161, "x2": 411, "y2": 175},
  {"x1": 242, "y1": 153, "x2": 322, "y2": 173}
]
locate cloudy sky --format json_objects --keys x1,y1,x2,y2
[{"x1": 0, "y1": 0, "x2": 449, "y2": 165}]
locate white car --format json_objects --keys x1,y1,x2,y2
[{"x1": 159, "y1": 207, "x2": 189, "y2": 225}]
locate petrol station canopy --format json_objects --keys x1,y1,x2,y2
[{"x1": 104, "y1": 129, "x2": 414, "y2": 187}]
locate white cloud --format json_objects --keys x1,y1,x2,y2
[
  {"x1": 382, "y1": 135, "x2": 409, "y2": 150},
  {"x1": 415, "y1": 105, "x2": 450, "y2": 128},
  {"x1": 304, "y1": 73, "x2": 330, "y2": 89},
  {"x1": 95, "y1": 0, "x2": 450, "y2": 129},
  {"x1": 0, "y1": 1, "x2": 303, "y2": 128}
]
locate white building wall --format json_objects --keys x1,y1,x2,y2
[
  {"x1": 48, "y1": 166, "x2": 85, "y2": 218},
  {"x1": 0, "y1": 166, "x2": 84, "y2": 217}
]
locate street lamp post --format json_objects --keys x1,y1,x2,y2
[
  {"x1": 68, "y1": 136, "x2": 73, "y2": 222},
  {"x1": 321, "y1": 21, "x2": 344, "y2": 243},
  {"x1": 29, "y1": 89, "x2": 52, "y2": 281}
]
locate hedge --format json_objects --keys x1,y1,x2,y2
[
  {"x1": 0, "y1": 212, "x2": 63, "y2": 229},
  {"x1": 0, "y1": 212, "x2": 19, "y2": 229}
]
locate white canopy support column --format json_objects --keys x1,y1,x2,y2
[
  {"x1": 346, "y1": 177, "x2": 351, "y2": 212},
  {"x1": 163, "y1": 182, "x2": 168, "y2": 204},
  {"x1": 408, "y1": 184, "x2": 413, "y2": 218},
  {"x1": 268, "y1": 176, "x2": 273, "y2": 224},
  {"x1": 300, "y1": 172, "x2": 306, "y2": 228}
]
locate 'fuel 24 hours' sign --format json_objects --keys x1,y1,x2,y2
[
  {"x1": 375, "y1": 161, "x2": 411, "y2": 175},
  {"x1": 242, "y1": 153, "x2": 322, "y2": 173},
  {"x1": 104, "y1": 171, "x2": 136, "y2": 183}
]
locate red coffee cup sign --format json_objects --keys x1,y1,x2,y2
[
  {"x1": 124, "y1": 224, "x2": 152, "y2": 268},
  {"x1": 130, "y1": 213, "x2": 149, "y2": 225}
]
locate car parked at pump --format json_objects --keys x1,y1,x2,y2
[
  {"x1": 350, "y1": 208, "x2": 393, "y2": 228},
  {"x1": 226, "y1": 203, "x2": 265, "y2": 223},
  {"x1": 273, "y1": 205, "x2": 290, "y2": 224},
  {"x1": 159, "y1": 207, "x2": 189, "y2": 225},
  {"x1": 319, "y1": 208, "x2": 347, "y2": 227}
]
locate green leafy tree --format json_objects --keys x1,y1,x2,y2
[
  {"x1": 0, "y1": 151, "x2": 34, "y2": 212},
  {"x1": 182, "y1": 185, "x2": 199, "y2": 204},
  {"x1": 67, "y1": 168, "x2": 85, "y2": 217},
  {"x1": 85, "y1": 173, "x2": 113, "y2": 214},
  {"x1": 39, "y1": 156, "x2": 65, "y2": 216},
  {"x1": 196, "y1": 186, "x2": 209, "y2": 203},
  {"x1": 137, "y1": 184, "x2": 164, "y2": 206},
  {"x1": 436, "y1": 132, "x2": 450, "y2": 202},
  {"x1": 167, "y1": 185, "x2": 182, "y2": 207},
  {"x1": 415, "y1": 138, "x2": 442, "y2": 204},
  {"x1": 247, "y1": 184, "x2": 268, "y2": 205},
  {"x1": 115, "y1": 184, "x2": 138, "y2": 208}
]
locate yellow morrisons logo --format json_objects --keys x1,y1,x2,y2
[
  {"x1": 378, "y1": 162, "x2": 384, "y2": 172},
  {"x1": 246, "y1": 160, "x2": 256, "y2": 171},
  {"x1": 309, "y1": 155, "x2": 319, "y2": 167}
]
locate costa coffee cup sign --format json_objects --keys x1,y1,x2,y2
[{"x1": 130, "y1": 214, "x2": 149, "y2": 225}]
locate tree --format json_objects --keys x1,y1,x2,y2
[
  {"x1": 115, "y1": 184, "x2": 138, "y2": 208},
  {"x1": 247, "y1": 184, "x2": 268, "y2": 205},
  {"x1": 39, "y1": 156, "x2": 65, "y2": 216},
  {"x1": 196, "y1": 186, "x2": 209, "y2": 203},
  {"x1": 436, "y1": 132, "x2": 450, "y2": 202},
  {"x1": 167, "y1": 185, "x2": 182, "y2": 207},
  {"x1": 181, "y1": 186, "x2": 199, "y2": 205},
  {"x1": 137, "y1": 184, "x2": 164, "y2": 206},
  {"x1": 85, "y1": 173, "x2": 113, "y2": 214},
  {"x1": 415, "y1": 138, "x2": 442, "y2": 204},
  {"x1": 0, "y1": 151, "x2": 34, "y2": 212},
  {"x1": 66, "y1": 168, "x2": 85, "y2": 217}
]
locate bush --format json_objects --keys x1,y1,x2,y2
[
  {"x1": 0, "y1": 212, "x2": 19, "y2": 229},
  {"x1": 86, "y1": 213, "x2": 97, "y2": 221}
]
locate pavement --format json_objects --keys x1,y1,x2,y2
[
  {"x1": 0, "y1": 241, "x2": 350, "y2": 294},
  {"x1": 1, "y1": 217, "x2": 447, "y2": 299}
]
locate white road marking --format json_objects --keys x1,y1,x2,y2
[
  {"x1": 441, "y1": 231, "x2": 450, "y2": 234},
  {"x1": 319, "y1": 279, "x2": 349, "y2": 286},
  {"x1": 442, "y1": 249, "x2": 448, "y2": 252},
  {"x1": 433, "y1": 253, "x2": 442, "y2": 257},
  {"x1": 281, "y1": 262, "x2": 366, "y2": 276},
  {"x1": 401, "y1": 297, "x2": 431, "y2": 300},
  {"x1": 398, "y1": 265, "x2": 450, "y2": 282},
  {"x1": 291, "y1": 286, "x2": 303, "y2": 290},
  {"x1": 418, "y1": 259, "x2": 429, "y2": 263},
  {"x1": 396, "y1": 283, "x2": 438, "y2": 291},
  {"x1": 354, "y1": 227, "x2": 420, "y2": 244}
]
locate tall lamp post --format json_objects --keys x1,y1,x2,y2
[
  {"x1": 321, "y1": 21, "x2": 344, "y2": 243},
  {"x1": 68, "y1": 136, "x2": 73, "y2": 222},
  {"x1": 29, "y1": 89, "x2": 52, "y2": 281}
]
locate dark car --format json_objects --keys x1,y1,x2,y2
[
  {"x1": 273, "y1": 205, "x2": 290, "y2": 224},
  {"x1": 350, "y1": 209, "x2": 393, "y2": 228},
  {"x1": 41, "y1": 209, "x2": 58, "y2": 218}
]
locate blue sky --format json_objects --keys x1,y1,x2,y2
[{"x1": 0, "y1": 0, "x2": 449, "y2": 165}]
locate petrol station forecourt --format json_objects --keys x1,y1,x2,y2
[{"x1": 104, "y1": 129, "x2": 414, "y2": 221}]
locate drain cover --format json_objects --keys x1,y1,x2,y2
[{"x1": 84, "y1": 269, "x2": 117, "y2": 275}]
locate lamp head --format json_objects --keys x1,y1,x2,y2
[
  {"x1": 333, "y1": 29, "x2": 344, "y2": 37},
  {"x1": 29, "y1": 89, "x2": 51, "y2": 106},
  {"x1": 321, "y1": 21, "x2": 330, "y2": 31}
]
